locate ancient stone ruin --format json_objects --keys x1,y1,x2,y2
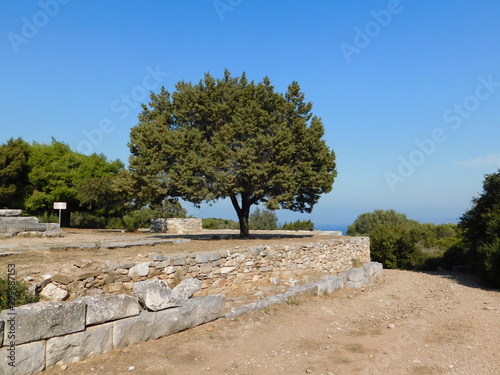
[
  {"x1": 150, "y1": 218, "x2": 202, "y2": 234},
  {"x1": 0, "y1": 209, "x2": 61, "y2": 238}
]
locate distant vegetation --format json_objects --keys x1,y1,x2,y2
[
  {"x1": 282, "y1": 219, "x2": 314, "y2": 231},
  {"x1": 0, "y1": 137, "x2": 185, "y2": 231},
  {"x1": 348, "y1": 170, "x2": 500, "y2": 288}
]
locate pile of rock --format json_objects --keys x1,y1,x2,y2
[{"x1": 0, "y1": 209, "x2": 61, "y2": 238}]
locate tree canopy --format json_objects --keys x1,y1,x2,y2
[
  {"x1": 347, "y1": 209, "x2": 418, "y2": 236},
  {"x1": 459, "y1": 170, "x2": 500, "y2": 287},
  {"x1": 0, "y1": 138, "x2": 30, "y2": 209},
  {"x1": 129, "y1": 70, "x2": 337, "y2": 236}
]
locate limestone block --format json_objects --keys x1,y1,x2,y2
[
  {"x1": 133, "y1": 279, "x2": 180, "y2": 311},
  {"x1": 0, "y1": 340, "x2": 45, "y2": 375},
  {"x1": 79, "y1": 294, "x2": 140, "y2": 325},
  {"x1": 364, "y1": 262, "x2": 383, "y2": 277},
  {"x1": 0, "y1": 209, "x2": 22, "y2": 217},
  {"x1": 46, "y1": 323, "x2": 113, "y2": 367},
  {"x1": 316, "y1": 275, "x2": 344, "y2": 295},
  {"x1": 113, "y1": 294, "x2": 225, "y2": 348},
  {"x1": 172, "y1": 278, "x2": 202, "y2": 301},
  {"x1": 51, "y1": 274, "x2": 74, "y2": 285},
  {"x1": 195, "y1": 254, "x2": 210, "y2": 263},
  {"x1": 40, "y1": 283, "x2": 69, "y2": 301},
  {"x1": 347, "y1": 280, "x2": 363, "y2": 289},
  {"x1": 128, "y1": 262, "x2": 150, "y2": 278},
  {"x1": 347, "y1": 267, "x2": 364, "y2": 282},
  {"x1": 0, "y1": 301, "x2": 85, "y2": 345}
]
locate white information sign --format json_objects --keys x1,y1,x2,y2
[{"x1": 53, "y1": 202, "x2": 67, "y2": 210}]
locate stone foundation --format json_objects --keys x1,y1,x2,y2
[{"x1": 0, "y1": 210, "x2": 61, "y2": 238}]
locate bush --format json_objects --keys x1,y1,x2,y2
[
  {"x1": 70, "y1": 212, "x2": 106, "y2": 228},
  {"x1": 347, "y1": 209, "x2": 418, "y2": 236},
  {"x1": 0, "y1": 274, "x2": 39, "y2": 311},
  {"x1": 459, "y1": 170, "x2": 500, "y2": 287},
  {"x1": 202, "y1": 218, "x2": 239, "y2": 230},
  {"x1": 282, "y1": 219, "x2": 314, "y2": 231},
  {"x1": 37, "y1": 211, "x2": 58, "y2": 223},
  {"x1": 249, "y1": 208, "x2": 278, "y2": 230}
]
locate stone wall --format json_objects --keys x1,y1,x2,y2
[
  {"x1": 0, "y1": 210, "x2": 61, "y2": 238},
  {"x1": 0, "y1": 259, "x2": 383, "y2": 374},
  {"x1": 151, "y1": 218, "x2": 202, "y2": 234},
  {"x1": 0, "y1": 293, "x2": 225, "y2": 375},
  {"x1": 39, "y1": 237, "x2": 370, "y2": 301}
]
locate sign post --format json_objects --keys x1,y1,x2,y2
[{"x1": 53, "y1": 202, "x2": 67, "y2": 227}]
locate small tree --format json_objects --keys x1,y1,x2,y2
[
  {"x1": 249, "y1": 208, "x2": 278, "y2": 230},
  {"x1": 129, "y1": 71, "x2": 337, "y2": 237},
  {"x1": 347, "y1": 209, "x2": 417, "y2": 236},
  {"x1": 282, "y1": 219, "x2": 314, "y2": 231},
  {"x1": 459, "y1": 170, "x2": 500, "y2": 287},
  {"x1": 0, "y1": 138, "x2": 31, "y2": 209}
]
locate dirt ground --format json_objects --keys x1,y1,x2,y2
[
  {"x1": 40, "y1": 271, "x2": 499, "y2": 375},
  {"x1": 2, "y1": 230, "x2": 499, "y2": 374}
]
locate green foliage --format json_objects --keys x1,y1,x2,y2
[
  {"x1": 70, "y1": 212, "x2": 107, "y2": 228},
  {"x1": 37, "y1": 212, "x2": 58, "y2": 223},
  {"x1": 25, "y1": 139, "x2": 125, "y2": 216},
  {"x1": 121, "y1": 202, "x2": 187, "y2": 231},
  {"x1": 0, "y1": 275, "x2": 39, "y2": 310},
  {"x1": 249, "y1": 208, "x2": 278, "y2": 230},
  {"x1": 347, "y1": 209, "x2": 418, "y2": 236},
  {"x1": 0, "y1": 138, "x2": 31, "y2": 209},
  {"x1": 349, "y1": 209, "x2": 463, "y2": 271},
  {"x1": 129, "y1": 70, "x2": 337, "y2": 236},
  {"x1": 202, "y1": 218, "x2": 239, "y2": 230},
  {"x1": 281, "y1": 219, "x2": 314, "y2": 231},
  {"x1": 459, "y1": 170, "x2": 500, "y2": 287}
]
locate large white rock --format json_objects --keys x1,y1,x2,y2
[
  {"x1": 172, "y1": 278, "x2": 202, "y2": 301},
  {"x1": 128, "y1": 262, "x2": 150, "y2": 278},
  {"x1": 133, "y1": 279, "x2": 180, "y2": 311},
  {"x1": 40, "y1": 283, "x2": 69, "y2": 301}
]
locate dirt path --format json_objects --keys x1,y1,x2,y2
[{"x1": 42, "y1": 269, "x2": 499, "y2": 375}]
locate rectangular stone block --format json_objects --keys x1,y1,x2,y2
[
  {"x1": 317, "y1": 276, "x2": 344, "y2": 295},
  {"x1": 79, "y1": 294, "x2": 140, "y2": 325},
  {"x1": 46, "y1": 323, "x2": 113, "y2": 367},
  {"x1": 0, "y1": 340, "x2": 45, "y2": 375},
  {"x1": 0, "y1": 301, "x2": 85, "y2": 345},
  {"x1": 0, "y1": 209, "x2": 22, "y2": 217},
  {"x1": 113, "y1": 294, "x2": 225, "y2": 349},
  {"x1": 347, "y1": 267, "x2": 364, "y2": 282},
  {"x1": 364, "y1": 261, "x2": 383, "y2": 277},
  {"x1": 347, "y1": 280, "x2": 363, "y2": 289}
]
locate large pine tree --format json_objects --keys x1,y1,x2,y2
[{"x1": 129, "y1": 71, "x2": 337, "y2": 237}]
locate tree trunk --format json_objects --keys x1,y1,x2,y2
[{"x1": 230, "y1": 194, "x2": 251, "y2": 238}]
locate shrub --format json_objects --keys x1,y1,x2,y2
[
  {"x1": 202, "y1": 218, "x2": 239, "y2": 230},
  {"x1": 249, "y1": 208, "x2": 278, "y2": 230},
  {"x1": 459, "y1": 170, "x2": 500, "y2": 287},
  {"x1": 282, "y1": 219, "x2": 314, "y2": 231},
  {"x1": 0, "y1": 275, "x2": 39, "y2": 310},
  {"x1": 70, "y1": 211, "x2": 106, "y2": 228}
]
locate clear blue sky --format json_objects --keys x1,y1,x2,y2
[{"x1": 1, "y1": 1, "x2": 499, "y2": 231}]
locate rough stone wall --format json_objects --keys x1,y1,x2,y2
[
  {"x1": 151, "y1": 218, "x2": 202, "y2": 234},
  {"x1": 39, "y1": 237, "x2": 370, "y2": 301}
]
